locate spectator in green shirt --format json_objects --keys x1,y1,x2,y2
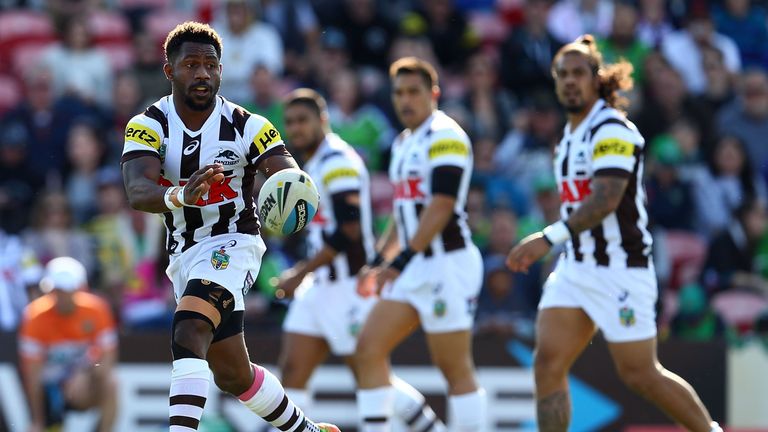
[{"x1": 597, "y1": 1, "x2": 652, "y2": 85}]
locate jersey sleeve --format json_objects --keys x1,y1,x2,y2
[
  {"x1": 320, "y1": 154, "x2": 363, "y2": 194},
  {"x1": 121, "y1": 113, "x2": 164, "y2": 162},
  {"x1": 426, "y1": 129, "x2": 471, "y2": 170},
  {"x1": 244, "y1": 114, "x2": 286, "y2": 165},
  {"x1": 591, "y1": 123, "x2": 640, "y2": 176},
  {"x1": 18, "y1": 313, "x2": 46, "y2": 360},
  {"x1": 93, "y1": 301, "x2": 118, "y2": 351}
]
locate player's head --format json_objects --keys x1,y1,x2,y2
[
  {"x1": 389, "y1": 56, "x2": 440, "y2": 129},
  {"x1": 551, "y1": 34, "x2": 633, "y2": 114},
  {"x1": 163, "y1": 22, "x2": 223, "y2": 112},
  {"x1": 284, "y1": 88, "x2": 329, "y2": 153}
]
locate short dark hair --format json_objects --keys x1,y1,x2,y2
[
  {"x1": 163, "y1": 21, "x2": 223, "y2": 63},
  {"x1": 389, "y1": 56, "x2": 439, "y2": 88},
  {"x1": 284, "y1": 88, "x2": 328, "y2": 117}
]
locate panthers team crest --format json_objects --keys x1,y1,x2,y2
[
  {"x1": 619, "y1": 306, "x2": 636, "y2": 327},
  {"x1": 211, "y1": 248, "x2": 230, "y2": 270}
]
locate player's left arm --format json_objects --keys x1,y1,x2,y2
[
  {"x1": 246, "y1": 115, "x2": 300, "y2": 177},
  {"x1": 561, "y1": 174, "x2": 629, "y2": 234}
]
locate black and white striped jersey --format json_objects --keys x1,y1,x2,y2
[
  {"x1": 121, "y1": 95, "x2": 285, "y2": 256},
  {"x1": 555, "y1": 98, "x2": 653, "y2": 268},
  {"x1": 389, "y1": 110, "x2": 474, "y2": 257},
  {"x1": 304, "y1": 134, "x2": 375, "y2": 282}
]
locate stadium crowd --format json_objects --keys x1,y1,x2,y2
[{"x1": 1, "y1": 0, "x2": 768, "y2": 349}]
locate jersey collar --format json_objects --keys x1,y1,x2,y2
[
  {"x1": 304, "y1": 133, "x2": 335, "y2": 167},
  {"x1": 566, "y1": 98, "x2": 605, "y2": 137},
  {"x1": 168, "y1": 95, "x2": 223, "y2": 136},
  {"x1": 410, "y1": 110, "x2": 438, "y2": 141}
]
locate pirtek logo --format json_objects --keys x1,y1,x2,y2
[
  {"x1": 560, "y1": 179, "x2": 591, "y2": 203},
  {"x1": 125, "y1": 127, "x2": 157, "y2": 145},
  {"x1": 394, "y1": 178, "x2": 425, "y2": 200}
]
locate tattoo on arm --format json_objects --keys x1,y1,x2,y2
[
  {"x1": 122, "y1": 156, "x2": 167, "y2": 213},
  {"x1": 537, "y1": 390, "x2": 570, "y2": 432},
  {"x1": 565, "y1": 175, "x2": 628, "y2": 235}
]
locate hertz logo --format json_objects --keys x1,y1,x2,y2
[
  {"x1": 593, "y1": 139, "x2": 634, "y2": 159},
  {"x1": 428, "y1": 139, "x2": 468, "y2": 159},
  {"x1": 125, "y1": 122, "x2": 161, "y2": 150},
  {"x1": 252, "y1": 122, "x2": 282, "y2": 155}
]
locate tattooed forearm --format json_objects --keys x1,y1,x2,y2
[
  {"x1": 537, "y1": 390, "x2": 570, "y2": 432},
  {"x1": 565, "y1": 175, "x2": 629, "y2": 235}
]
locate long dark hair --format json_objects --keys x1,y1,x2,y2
[{"x1": 709, "y1": 134, "x2": 756, "y2": 199}]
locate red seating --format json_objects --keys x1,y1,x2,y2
[
  {"x1": 144, "y1": 10, "x2": 196, "y2": 44},
  {"x1": 0, "y1": 10, "x2": 56, "y2": 74},
  {"x1": 88, "y1": 10, "x2": 132, "y2": 45}
]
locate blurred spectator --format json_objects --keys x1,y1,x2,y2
[
  {"x1": 41, "y1": 16, "x2": 113, "y2": 107},
  {"x1": 661, "y1": 4, "x2": 741, "y2": 94},
  {"x1": 216, "y1": 0, "x2": 283, "y2": 104},
  {"x1": 399, "y1": 0, "x2": 480, "y2": 72},
  {"x1": 636, "y1": 0, "x2": 675, "y2": 48},
  {"x1": 243, "y1": 65, "x2": 286, "y2": 138},
  {"x1": 1, "y1": 66, "x2": 95, "y2": 181},
  {"x1": 64, "y1": 122, "x2": 106, "y2": 224},
  {"x1": 18, "y1": 257, "x2": 117, "y2": 432},
  {"x1": 517, "y1": 174, "x2": 561, "y2": 239},
  {"x1": 261, "y1": 0, "x2": 320, "y2": 76},
  {"x1": 712, "y1": 0, "x2": 768, "y2": 70},
  {"x1": 636, "y1": 55, "x2": 715, "y2": 151},
  {"x1": 22, "y1": 192, "x2": 95, "y2": 275},
  {"x1": 0, "y1": 230, "x2": 41, "y2": 331},
  {"x1": 129, "y1": 32, "x2": 168, "y2": 104},
  {"x1": 467, "y1": 184, "x2": 491, "y2": 250},
  {"x1": 326, "y1": 0, "x2": 397, "y2": 70},
  {"x1": 692, "y1": 135, "x2": 766, "y2": 236},
  {"x1": 484, "y1": 207, "x2": 519, "y2": 257},
  {"x1": 499, "y1": 0, "x2": 561, "y2": 101},
  {"x1": 646, "y1": 136, "x2": 696, "y2": 231},
  {"x1": 669, "y1": 283, "x2": 728, "y2": 341},
  {"x1": 701, "y1": 197, "x2": 768, "y2": 295},
  {"x1": 718, "y1": 68, "x2": 768, "y2": 172},
  {"x1": 495, "y1": 92, "x2": 561, "y2": 202},
  {"x1": 475, "y1": 255, "x2": 539, "y2": 339},
  {"x1": 546, "y1": 0, "x2": 614, "y2": 44},
  {"x1": 473, "y1": 136, "x2": 528, "y2": 214},
  {"x1": 597, "y1": 1, "x2": 652, "y2": 85},
  {"x1": 460, "y1": 52, "x2": 516, "y2": 140},
  {"x1": 693, "y1": 45, "x2": 737, "y2": 116},
  {"x1": 106, "y1": 71, "x2": 144, "y2": 163},
  {"x1": 328, "y1": 68, "x2": 394, "y2": 172},
  {"x1": 0, "y1": 121, "x2": 42, "y2": 234},
  {"x1": 309, "y1": 27, "x2": 351, "y2": 93},
  {"x1": 756, "y1": 311, "x2": 768, "y2": 350}
]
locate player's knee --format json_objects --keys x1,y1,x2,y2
[
  {"x1": 279, "y1": 355, "x2": 308, "y2": 387},
  {"x1": 533, "y1": 348, "x2": 569, "y2": 384},
  {"x1": 431, "y1": 352, "x2": 474, "y2": 388},
  {"x1": 172, "y1": 317, "x2": 213, "y2": 359},
  {"x1": 353, "y1": 336, "x2": 387, "y2": 365},
  {"x1": 211, "y1": 363, "x2": 251, "y2": 395},
  {"x1": 616, "y1": 364, "x2": 657, "y2": 396}
]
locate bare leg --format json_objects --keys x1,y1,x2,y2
[
  {"x1": 63, "y1": 367, "x2": 118, "y2": 432},
  {"x1": 609, "y1": 338, "x2": 713, "y2": 432},
  {"x1": 534, "y1": 308, "x2": 597, "y2": 432},
  {"x1": 279, "y1": 332, "x2": 330, "y2": 389}
]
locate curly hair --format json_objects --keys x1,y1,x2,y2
[
  {"x1": 163, "y1": 21, "x2": 223, "y2": 63},
  {"x1": 551, "y1": 34, "x2": 634, "y2": 112}
]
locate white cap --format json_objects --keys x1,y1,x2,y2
[{"x1": 40, "y1": 257, "x2": 87, "y2": 293}]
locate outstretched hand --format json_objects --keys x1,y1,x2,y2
[{"x1": 183, "y1": 164, "x2": 225, "y2": 205}]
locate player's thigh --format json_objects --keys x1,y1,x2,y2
[
  {"x1": 356, "y1": 299, "x2": 420, "y2": 358},
  {"x1": 535, "y1": 307, "x2": 597, "y2": 373},
  {"x1": 607, "y1": 336, "x2": 659, "y2": 379},
  {"x1": 62, "y1": 369, "x2": 95, "y2": 409},
  {"x1": 279, "y1": 332, "x2": 330, "y2": 387},
  {"x1": 425, "y1": 330, "x2": 475, "y2": 382}
]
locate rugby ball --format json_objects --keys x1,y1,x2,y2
[{"x1": 257, "y1": 168, "x2": 319, "y2": 235}]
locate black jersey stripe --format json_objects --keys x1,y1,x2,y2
[
  {"x1": 232, "y1": 107, "x2": 250, "y2": 137},
  {"x1": 589, "y1": 117, "x2": 630, "y2": 139},
  {"x1": 591, "y1": 224, "x2": 610, "y2": 266},
  {"x1": 219, "y1": 114, "x2": 236, "y2": 142},
  {"x1": 145, "y1": 105, "x2": 169, "y2": 137},
  {"x1": 617, "y1": 154, "x2": 650, "y2": 268},
  {"x1": 414, "y1": 203, "x2": 432, "y2": 257},
  {"x1": 211, "y1": 201, "x2": 236, "y2": 236},
  {"x1": 180, "y1": 132, "x2": 203, "y2": 252},
  {"x1": 566, "y1": 207, "x2": 583, "y2": 261},
  {"x1": 163, "y1": 212, "x2": 179, "y2": 254},
  {"x1": 440, "y1": 213, "x2": 466, "y2": 253},
  {"x1": 561, "y1": 140, "x2": 571, "y2": 177},
  {"x1": 236, "y1": 164, "x2": 260, "y2": 234}
]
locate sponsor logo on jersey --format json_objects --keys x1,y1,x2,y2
[
  {"x1": 211, "y1": 248, "x2": 230, "y2": 270},
  {"x1": 214, "y1": 149, "x2": 239, "y2": 166},
  {"x1": 428, "y1": 139, "x2": 468, "y2": 159},
  {"x1": 322, "y1": 167, "x2": 358, "y2": 186},
  {"x1": 560, "y1": 179, "x2": 591, "y2": 203},
  {"x1": 242, "y1": 270, "x2": 254, "y2": 296},
  {"x1": 593, "y1": 138, "x2": 634, "y2": 159},
  {"x1": 158, "y1": 174, "x2": 238, "y2": 206},
  {"x1": 125, "y1": 122, "x2": 161, "y2": 150},
  {"x1": 393, "y1": 177, "x2": 425, "y2": 200},
  {"x1": 183, "y1": 140, "x2": 200, "y2": 155},
  {"x1": 253, "y1": 122, "x2": 282, "y2": 155}
]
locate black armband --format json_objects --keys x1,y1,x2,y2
[
  {"x1": 331, "y1": 191, "x2": 361, "y2": 224},
  {"x1": 370, "y1": 253, "x2": 385, "y2": 266},
  {"x1": 431, "y1": 166, "x2": 464, "y2": 197},
  {"x1": 389, "y1": 247, "x2": 416, "y2": 272},
  {"x1": 324, "y1": 229, "x2": 350, "y2": 252}
]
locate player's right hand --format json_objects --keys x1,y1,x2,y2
[
  {"x1": 183, "y1": 163, "x2": 225, "y2": 205},
  {"x1": 277, "y1": 265, "x2": 307, "y2": 298},
  {"x1": 506, "y1": 232, "x2": 551, "y2": 274},
  {"x1": 356, "y1": 265, "x2": 378, "y2": 297}
]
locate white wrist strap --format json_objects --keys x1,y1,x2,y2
[
  {"x1": 542, "y1": 220, "x2": 571, "y2": 245},
  {"x1": 164, "y1": 186, "x2": 183, "y2": 210}
]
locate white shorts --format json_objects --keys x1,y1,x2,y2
[
  {"x1": 539, "y1": 259, "x2": 658, "y2": 343},
  {"x1": 283, "y1": 276, "x2": 377, "y2": 356},
  {"x1": 382, "y1": 246, "x2": 483, "y2": 333},
  {"x1": 166, "y1": 233, "x2": 266, "y2": 312}
]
